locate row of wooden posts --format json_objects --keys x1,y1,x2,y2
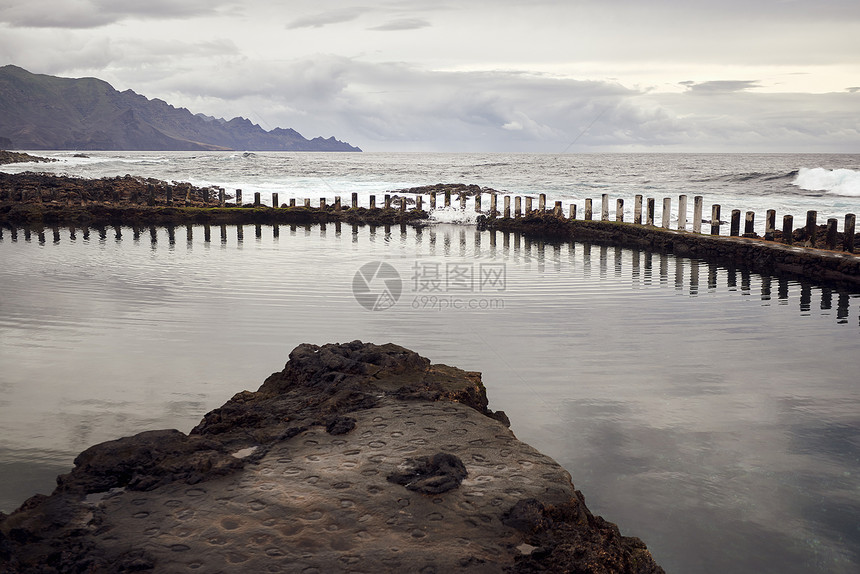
[{"x1": 5, "y1": 183, "x2": 856, "y2": 253}]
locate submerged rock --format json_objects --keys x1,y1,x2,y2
[{"x1": 0, "y1": 341, "x2": 664, "y2": 573}]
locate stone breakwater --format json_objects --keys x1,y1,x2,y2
[
  {"x1": 0, "y1": 342, "x2": 664, "y2": 573},
  {"x1": 2, "y1": 171, "x2": 857, "y2": 287}
]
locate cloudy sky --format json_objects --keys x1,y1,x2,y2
[{"x1": 1, "y1": 0, "x2": 859, "y2": 152}]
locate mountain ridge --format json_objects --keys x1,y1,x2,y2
[{"x1": 0, "y1": 65, "x2": 361, "y2": 152}]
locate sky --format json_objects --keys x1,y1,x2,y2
[{"x1": 1, "y1": 0, "x2": 859, "y2": 152}]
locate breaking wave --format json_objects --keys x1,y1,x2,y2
[{"x1": 792, "y1": 167, "x2": 860, "y2": 197}]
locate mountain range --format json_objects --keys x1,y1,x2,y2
[{"x1": 0, "y1": 65, "x2": 360, "y2": 152}]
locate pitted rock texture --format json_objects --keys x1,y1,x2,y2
[{"x1": 0, "y1": 342, "x2": 663, "y2": 573}]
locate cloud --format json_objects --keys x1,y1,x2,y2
[
  {"x1": 682, "y1": 80, "x2": 762, "y2": 94},
  {"x1": 0, "y1": 0, "x2": 229, "y2": 29},
  {"x1": 286, "y1": 7, "x2": 370, "y2": 29},
  {"x1": 368, "y1": 18, "x2": 431, "y2": 31}
]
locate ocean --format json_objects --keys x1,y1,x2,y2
[{"x1": 1, "y1": 152, "x2": 860, "y2": 573}]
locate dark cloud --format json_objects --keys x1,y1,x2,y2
[
  {"x1": 286, "y1": 7, "x2": 370, "y2": 29},
  {"x1": 0, "y1": 0, "x2": 229, "y2": 29},
  {"x1": 683, "y1": 80, "x2": 761, "y2": 94},
  {"x1": 368, "y1": 18, "x2": 431, "y2": 31}
]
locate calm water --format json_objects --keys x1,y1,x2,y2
[{"x1": 1, "y1": 222, "x2": 859, "y2": 574}]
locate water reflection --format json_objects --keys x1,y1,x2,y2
[{"x1": 2, "y1": 223, "x2": 858, "y2": 326}]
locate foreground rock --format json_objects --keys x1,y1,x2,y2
[{"x1": 0, "y1": 342, "x2": 664, "y2": 573}]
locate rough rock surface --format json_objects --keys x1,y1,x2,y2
[{"x1": 0, "y1": 342, "x2": 664, "y2": 573}]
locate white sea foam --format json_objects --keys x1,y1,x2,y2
[
  {"x1": 793, "y1": 167, "x2": 860, "y2": 197},
  {"x1": 429, "y1": 206, "x2": 481, "y2": 225}
]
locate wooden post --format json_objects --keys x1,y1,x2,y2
[
  {"x1": 514, "y1": 196, "x2": 522, "y2": 217},
  {"x1": 272, "y1": 193, "x2": 279, "y2": 208},
  {"x1": 370, "y1": 195, "x2": 376, "y2": 209},
  {"x1": 236, "y1": 189, "x2": 242, "y2": 206},
  {"x1": 444, "y1": 190, "x2": 451, "y2": 207},
  {"x1": 490, "y1": 194, "x2": 497, "y2": 215},
  {"x1": 554, "y1": 201, "x2": 562, "y2": 216},
  {"x1": 459, "y1": 191, "x2": 466, "y2": 211},
  {"x1": 805, "y1": 210, "x2": 817, "y2": 245},
  {"x1": 335, "y1": 196, "x2": 342, "y2": 211},
  {"x1": 601, "y1": 194, "x2": 609, "y2": 221},
  {"x1": 710, "y1": 205, "x2": 721, "y2": 235},
  {"x1": 504, "y1": 196, "x2": 511, "y2": 218},
  {"x1": 525, "y1": 197, "x2": 533, "y2": 214},
  {"x1": 416, "y1": 196, "x2": 423, "y2": 211},
  {"x1": 783, "y1": 215, "x2": 793, "y2": 245},
  {"x1": 352, "y1": 192, "x2": 358, "y2": 208},
  {"x1": 585, "y1": 198, "x2": 593, "y2": 220},
  {"x1": 430, "y1": 191, "x2": 437, "y2": 209},
  {"x1": 730, "y1": 209, "x2": 741, "y2": 236},
  {"x1": 693, "y1": 196, "x2": 703, "y2": 233},
  {"x1": 616, "y1": 199, "x2": 624, "y2": 222},
  {"x1": 662, "y1": 198, "x2": 671, "y2": 228},
  {"x1": 320, "y1": 197, "x2": 327, "y2": 209},
  {"x1": 647, "y1": 198, "x2": 655, "y2": 225},
  {"x1": 539, "y1": 193, "x2": 546, "y2": 212},
  {"x1": 765, "y1": 209, "x2": 776, "y2": 240},
  {"x1": 254, "y1": 192, "x2": 261, "y2": 207},
  {"x1": 826, "y1": 218, "x2": 838, "y2": 250},
  {"x1": 634, "y1": 195, "x2": 643, "y2": 224},
  {"x1": 844, "y1": 214, "x2": 856, "y2": 252},
  {"x1": 743, "y1": 211, "x2": 755, "y2": 237},
  {"x1": 384, "y1": 194, "x2": 391, "y2": 209},
  {"x1": 475, "y1": 191, "x2": 482, "y2": 212},
  {"x1": 569, "y1": 204, "x2": 576, "y2": 220},
  {"x1": 678, "y1": 195, "x2": 687, "y2": 230}
]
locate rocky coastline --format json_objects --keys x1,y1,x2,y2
[{"x1": 0, "y1": 342, "x2": 664, "y2": 573}]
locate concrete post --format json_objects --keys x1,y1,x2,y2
[
  {"x1": 711, "y1": 205, "x2": 721, "y2": 235},
  {"x1": 352, "y1": 192, "x2": 358, "y2": 208},
  {"x1": 601, "y1": 194, "x2": 609, "y2": 221},
  {"x1": 320, "y1": 198, "x2": 327, "y2": 209},
  {"x1": 554, "y1": 201, "x2": 562, "y2": 216},
  {"x1": 585, "y1": 198, "x2": 593, "y2": 220},
  {"x1": 525, "y1": 197, "x2": 533, "y2": 214},
  {"x1": 444, "y1": 190, "x2": 451, "y2": 207},
  {"x1": 805, "y1": 210, "x2": 817, "y2": 245},
  {"x1": 515, "y1": 196, "x2": 522, "y2": 217},
  {"x1": 569, "y1": 204, "x2": 576, "y2": 220},
  {"x1": 647, "y1": 198, "x2": 655, "y2": 226},
  {"x1": 539, "y1": 193, "x2": 547, "y2": 212},
  {"x1": 384, "y1": 194, "x2": 391, "y2": 209},
  {"x1": 475, "y1": 191, "x2": 482, "y2": 212},
  {"x1": 826, "y1": 218, "x2": 838, "y2": 250},
  {"x1": 744, "y1": 211, "x2": 755, "y2": 237},
  {"x1": 634, "y1": 195, "x2": 643, "y2": 224},
  {"x1": 219, "y1": 189, "x2": 225, "y2": 207},
  {"x1": 504, "y1": 196, "x2": 511, "y2": 218},
  {"x1": 678, "y1": 195, "x2": 687, "y2": 230},
  {"x1": 490, "y1": 194, "x2": 497, "y2": 215},
  {"x1": 730, "y1": 209, "x2": 741, "y2": 236},
  {"x1": 459, "y1": 191, "x2": 466, "y2": 211},
  {"x1": 662, "y1": 198, "x2": 671, "y2": 228},
  {"x1": 290, "y1": 198, "x2": 296, "y2": 207},
  {"x1": 254, "y1": 192, "x2": 261, "y2": 207},
  {"x1": 236, "y1": 189, "x2": 242, "y2": 206},
  {"x1": 430, "y1": 191, "x2": 437, "y2": 209},
  {"x1": 844, "y1": 214, "x2": 856, "y2": 252},
  {"x1": 370, "y1": 195, "x2": 376, "y2": 209},
  {"x1": 400, "y1": 197, "x2": 406, "y2": 214},
  {"x1": 693, "y1": 196, "x2": 703, "y2": 233},
  {"x1": 783, "y1": 215, "x2": 793, "y2": 245},
  {"x1": 416, "y1": 196, "x2": 423, "y2": 211},
  {"x1": 272, "y1": 193, "x2": 279, "y2": 208},
  {"x1": 765, "y1": 209, "x2": 776, "y2": 240},
  {"x1": 616, "y1": 199, "x2": 624, "y2": 222}
]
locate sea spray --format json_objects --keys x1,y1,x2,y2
[{"x1": 793, "y1": 167, "x2": 860, "y2": 197}]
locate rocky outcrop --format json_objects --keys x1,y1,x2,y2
[
  {"x1": 0, "y1": 341, "x2": 664, "y2": 573},
  {"x1": 0, "y1": 151, "x2": 55, "y2": 165},
  {"x1": 0, "y1": 65, "x2": 360, "y2": 151}
]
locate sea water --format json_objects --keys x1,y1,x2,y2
[{"x1": 0, "y1": 221, "x2": 859, "y2": 574}]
